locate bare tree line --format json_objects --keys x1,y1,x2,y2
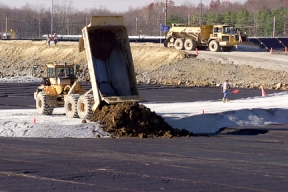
[{"x1": 1, "y1": 0, "x2": 288, "y2": 38}]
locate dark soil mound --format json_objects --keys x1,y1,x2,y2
[{"x1": 90, "y1": 102, "x2": 191, "y2": 138}]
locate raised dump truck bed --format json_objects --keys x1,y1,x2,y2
[{"x1": 79, "y1": 16, "x2": 141, "y2": 118}]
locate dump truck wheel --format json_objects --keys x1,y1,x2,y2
[
  {"x1": 209, "y1": 40, "x2": 220, "y2": 52},
  {"x1": 36, "y1": 92, "x2": 54, "y2": 115},
  {"x1": 65, "y1": 94, "x2": 80, "y2": 118},
  {"x1": 164, "y1": 37, "x2": 172, "y2": 47},
  {"x1": 174, "y1": 38, "x2": 184, "y2": 50},
  {"x1": 184, "y1": 39, "x2": 196, "y2": 51},
  {"x1": 77, "y1": 94, "x2": 94, "y2": 120}
]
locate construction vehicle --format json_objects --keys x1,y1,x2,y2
[
  {"x1": 34, "y1": 16, "x2": 141, "y2": 120},
  {"x1": 9, "y1": 29, "x2": 21, "y2": 39},
  {"x1": 10, "y1": 29, "x2": 17, "y2": 39},
  {"x1": 164, "y1": 24, "x2": 241, "y2": 52},
  {"x1": 34, "y1": 63, "x2": 85, "y2": 116}
]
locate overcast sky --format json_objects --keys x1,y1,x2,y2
[{"x1": 0, "y1": 0, "x2": 246, "y2": 12}]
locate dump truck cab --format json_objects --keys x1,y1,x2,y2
[
  {"x1": 44, "y1": 63, "x2": 77, "y2": 87},
  {"x1": 34, "y1": 63, "x2": 85, "y2": 115},
  {"x1": 208, "y1": 25, "x2": 240, "y2": 51}
]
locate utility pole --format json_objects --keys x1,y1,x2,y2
[
  {"x1": 284, "y1": 15, "x2": 287, "y2": 37},
  {"x1": 136, "y1": 17, "x2": 138, "y2": 36},
  {"x1": 51, "y1": 0, "x2": 53, "y2": 35},
  {"x1": 39, "y1": 18, "x2": 41, "y2": 39},
  {"x1": 67, "y1": 17, "x2": 69, "y2": 35},
  {"x1": 273, "y1": 16, "x2": 276, "y2": 38},
  {"x1": 199, "y1": 0, "x2": 202, "y2": 26},
  {"x1": 165, "y1": 0, "x2": 167, "y2": 26},
  {"x1": 5, "y1": 17, "x2": 8, "y2": 39}
]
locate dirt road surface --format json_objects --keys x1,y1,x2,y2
[{"x1": 197, "y1": 50, "x2": 288, "y2": 72}]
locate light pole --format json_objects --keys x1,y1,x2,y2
[{"x1": 51, "y1": 0, "x2": 53, "y2": 35}]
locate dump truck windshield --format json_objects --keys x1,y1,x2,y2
[
  {"x1": 47, "y1": 67, "x2": 74, "y2": 78},
  {"x1": 223, "y1": 26, "x2": 231, "y2": 34},
  {"x1": 56, "y1": 68, "x2": 74, "y2": 76},
  {"x1": 222, "y1": 26, "x2": 237, "y2": 34}
]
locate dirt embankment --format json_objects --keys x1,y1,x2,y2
[
  {"x1": 1, "y1": 40, "x2": 287, "y2": 90},
  {"x1": 0, "y1": 40, "x2": 86, "y2": 77}
]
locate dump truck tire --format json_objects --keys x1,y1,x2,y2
[
  {"x1": 65, "y1": 94, "x2": 80, "y2": 118},
  {"x1": 164, "y1": 37, "x2": 172, "y2": 47},
  {"x1": 209, "y1": 40, "x2": 220, "y2": 52},
  {"x1": 36, "y1": 92, "x2": 53, "y2": 115},
  {"x1": 174, "y1": 38, "x2": 184, "y2": 50},
  {"x1": 77, "y1": 94, "x2": 94, "y2": 120},
  {"x1": 184, "y1": 39, "x2": 196, "y2": 51}
]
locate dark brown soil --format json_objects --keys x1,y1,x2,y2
[{"x1": 90, "y1": 102, "x2": 191, "y2": 138}]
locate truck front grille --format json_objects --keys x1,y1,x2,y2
[{"x1": 222, "y1": 36, "x2": 230, "y2": 42}]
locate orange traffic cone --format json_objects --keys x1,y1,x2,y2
[
  {"x1": 285, "y1": 47, "x2": 288, "y2": 53},
  {"x1": 33, "y1": 117, "x2": 36, "y2": 123},
  {"x1": 261, "y1": 86, "x2": 266, "y2": 96},
  {"x1": 270, "y1": 47, "x2": 273, "y2": 54},
  {"x1": 195, "y1": 48, "x2": 198, "y2": 55}
]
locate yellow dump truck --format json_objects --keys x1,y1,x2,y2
[
  {"x1": 164, "y1": 24, "x2": 241, "y2": 52},
  {"x1": 34, "y1": 16, "x2": 141, "y2": 120}
]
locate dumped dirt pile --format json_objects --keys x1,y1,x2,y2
[{"x1": 90, "y1": 102, "x2": 190, "y2": 138}]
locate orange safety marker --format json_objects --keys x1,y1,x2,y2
[
  {"x1": 202, "y1": 109, "x2": 204, "y2": 114},
  {"x1": 260, "y1": 86, "x2": 266, "y2": 96},
  {"x1": 270, "y1": 47, "x2": 273, "y2": 54},
  {"x1": 196, "y1": 48, "x2": 199, "y2": 55},
  {"x1": 33, "y1": 118, "x2": 36, "y2": 123},
  {"x1": 232, "y1": 89, "x2": 239, "y2": 94},
  {"x1": 285, "y1": 47, "x2": 288, "y2": 53}
]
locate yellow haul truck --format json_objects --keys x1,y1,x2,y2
[
  {"x1": 164, "y1": 24, "x2": 241, "y2": 52},
  {"x1": 34, "y1": 16, "x2": 141, "y2": 120}
]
